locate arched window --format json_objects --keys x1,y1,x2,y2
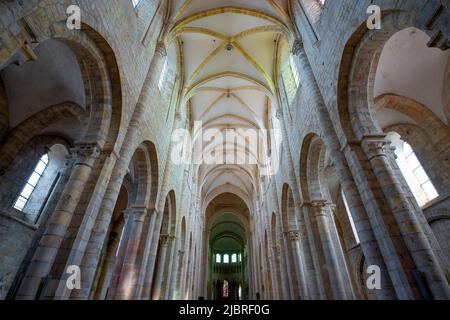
[
  {"x1": 290, "y1": 54, "x2": 300, "y2": 88},
  {"x1": 231, "y1": 253, "x2": 237, "y2": 263},
  {"x1": 388, "y1": 132, "x2": 439, "y2": 207},
  {"x1": 223, "y1": 280, "x2": 229, "y2": 298},
  {"x1": 215, "y1": 253, "x2": 221, "y2": 263},
  {"x1": 341, "y1": 189, "x2": 360, "y2": 245},
  {"x1": 13, "y1": 154, "x2": 48, "y2": 212},
  {"x1": 238, "y1": 253, "x2": 242, "y2": 262},
  {"x1": 132, "y1": 0, "x2": 141, "y2": 8},
  {"x1": 223, "y1": 254, "x2": 230, "y2": 264}
]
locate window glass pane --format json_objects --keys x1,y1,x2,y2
[
  {"x1": 390, "y1": 136, "x2": 439, "y2": 207},
  {"x1": 158, "y1": 58, "x2": 168, "y2": 91},
  {"x1": 14, "y1": 197, "x2": 27, "y2": 211},
  {"x1": 406, "y1": 154, "x2": 421, "y2": 171},
  {"x1": 41, "y1": 154, "x2": 49, "y2": 165},
  {"x1": 215, "y1": 254, "x2": 221, "y2": 263},
  {"x1": 422, "y1": 181, "x2": 439, "y2": 200},
  {"x1": 13, "y1": 154, "x2": 49, "y2": 212},
  {"x1": 21, "y1": 184, "x2": 34, "y2": 199},
  {"x1": 341, "y1": 189, "x2": 360, "y2": 244},
  {"x1": 231, "y1": 254, "x2": 237, "y2": 263},
  {"x1": 413, "y1": 166, "x2": 429, "y2": 184},
  {"x1": 289, "y1": 54, "x2": 300, "y2": 87},
  {"x1": 403, "y1": 142, "x2": 413, "y2": 156},
  {"x1": 27, "y1": 172, "x2": 41, "y2": 187},
  {"x1": 223, "y1": 254, "x2": 229, "y2": 264}
]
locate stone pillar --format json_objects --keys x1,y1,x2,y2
[
  {"x1": 267, "y1": 246, "x2": 280, "y2": 300},
  {"x1": 134, "y1": 209, "x2": 157, "y2": 298},
  {"x1": 140, "y1": 210, "x2": 163, "y2": 299},
  {"x1": 151, "y1": 234, "x2": 170, "y2": 300},
  {"x1": 287, "y1": 230, "x2": 309, "y2": 299},
  {"x1": 163, "y1": 236, "x2": 176, "y2": 300},
  {"x1": 291, "y1": 39, "x2": 397, "y2": 299},
  {"x1": 360, "y1": 136, "x2": 450, "y2": 299},
  {"x1": 173, "y1": 250, "x2": 186, "y2": 299},
  {"x1": 106, "y1": 211, "x2": 134, "y2": 299},
  {"x1": 71, "y1": 41, "x2": 168, "y2": 300},
  {"x1": 114, "y1": 207, "x2": 147, "y2": 300},
  {"x1": 16, "y1": 144, "x2": 100, "y2": 300},
  {"x1": 309, "y1": 200, "x2": 349, "y2": 300},
  {"x1": 272, "y1": 245, "x2": 288, "y2": 299}
]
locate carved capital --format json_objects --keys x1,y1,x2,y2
[
  {"x1": 71, "y1": 143, "x2": 101, "y2": 167},
  {"x1": 360, "y1": 135, "x2": 389, "y2": 160},
  {"x1": 288, "y1": 230, "x2": 301, "y2": 242},
  {"x1": 155, "y1": 41, "x2": 167, "y2": 57},
  {"x1": 272, "y1": 245, "x2": 281, "y2": 257},
  {"x1": 160, "y1": 234, "x2": 171, "y2": 247},
  {"x1": 123, "y1": 207, "x2": 147, "y2": 222},
  {"x1": 275, "y1": 108, "x2": 283, "y2": 119},
  {"x1": 292, "y1": 39, "x2": 304, "y2": 56}
]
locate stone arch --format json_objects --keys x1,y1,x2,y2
[
  {"x1": 130, "y1": 141, "x2": 159, "y2": 209},
  {"x1": 161, "y1": 190, "x2": 177, "y2": 236},
  {"x1": 0, "y1": 102, "x2": 83, "y2": 174},
  {"x1": 337, "y1": 10, "x2": 419, "y2": 142},
  {"x1": 1, "y1": 134, "x2": 72, "y2": 299},
  {"x1": 0, "y1": 21, "x2": 123, "y2": 174},
  {"x1": 299, "y1": 133, "x2": 329, "y2": 202},
  {"x1": 375, "y1": 94, "x2": 449, "y2": 136}
]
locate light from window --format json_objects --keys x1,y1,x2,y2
[
  {"x1": 389, "y1": 132, "x2": 439, "y2": 207},
  {"x1": 341, "y1": 189, "x2": 360, "y2": 245},
  {"x1": 290, "y1": 54, "x2": 300, "y2": 88},
  {"x1": 215, "y1": 253, "x2": 221, "y2": 263},
  {"x1": 223, "y1": 280, "x2": 229, "y2": 298},
  {"x1": 158, "y1": 58, "x2": 168, "y2": 92},
  {"x1": 238, "y1": 253, "x2": 242, "y2": 262},
  {"x1": 14, "y1": 154, "x2": 49, "y2": 211},
  {"x1": 132, "y1": 0, "x2": 140, "y2": 8},
  {"x1": 231, "y1": 254, "x2": 237, "y2": 263},
  {"x1": 223, "y1": 254, "x2": 230, "y2": 264}
]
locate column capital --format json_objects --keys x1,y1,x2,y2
[
  {"x1": 308, "y1": 199, "x2": 328, "y2": 208},
  {"x1": 71, "y1": 143, "x2": 101, "y2": 167},
  {"x1": 292, "y1": 39, "x2": 304, "y2": 56},
  {"x1": 272, "y1": 245, "x2": 281, "y2": 257},
  {"x1": 275, "y1": 108, "x2": 283, "y2": 119},
  {"x1": 286, "y1": 230, "x2": 301, "y2": 242},
  {"x1": 123, "y1": 207, "x2": 147, "y2": 222},
  {"x1": 155, "y1": 41, "x2": 167, "y2": 57},
  {"x1": 360, "y1": 134, "x2": 389, "y2": 160}
]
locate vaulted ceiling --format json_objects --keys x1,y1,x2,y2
[{"x1": 168, "y1": 0, "x2": 292, "y2": 206}]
